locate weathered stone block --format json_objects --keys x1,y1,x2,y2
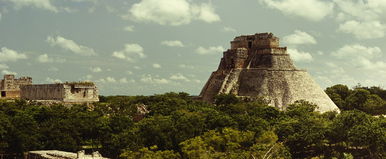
[{"x1": 200, "y1": 33, "x2": 339, "y2": 113}]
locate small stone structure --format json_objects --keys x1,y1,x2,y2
[
  {"x1": 28, "y1": 150, "x2": 108, "y2": 159},
  {"x1": 0, "y1": 74, "x2": 32, "y2": 98},
  {"x1": 21, "y1": 82, "x2": 99, "y2": 103},
  {"x1": 200, "y1": 33, "x2": 339, "y2": 112}
]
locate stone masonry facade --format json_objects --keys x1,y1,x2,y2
[
  {"x1": 0, "y1": 74, "x2": 32, "y2": 98},
  {"x1": 200, "y1": 33, "x2": 340, "y2": 112},
  {"x1": 21, "y1": 82, "x2": 99, "y2": 103}
]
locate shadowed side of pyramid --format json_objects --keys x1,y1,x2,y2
[{"x1": 199, "y1": 33, "x2": 339, "y2": 112}]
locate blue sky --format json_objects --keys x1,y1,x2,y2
[{"x1": 0, "y1": 0, "x2": 385, "y2": 95}]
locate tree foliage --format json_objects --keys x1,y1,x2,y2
[{"x1": 0, "y1": 89, "x2": 385, "y2": 159}]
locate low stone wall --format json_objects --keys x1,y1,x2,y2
[
  {"x1": 21, "y1": 83, "x2": 99, "y2": 103},
  {"x1": 21, "y1": 84, "x2": 65, "y2": 101}
]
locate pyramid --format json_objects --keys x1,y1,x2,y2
[{"x1": 200, "y1": 33, "x2": 339, "y2": 112}]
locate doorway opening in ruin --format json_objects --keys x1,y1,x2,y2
[
  {"x1": 248, "y1": 41, "x2": 252, "y2": 48},
  {"x1": 1, "y1": 91, "x2": 6, "y2": 97}
]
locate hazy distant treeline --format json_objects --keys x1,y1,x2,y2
[{"x1": 0, "y1": 85, "x2": 385, "y2": 159}]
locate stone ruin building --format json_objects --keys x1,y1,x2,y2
[
  {"x1": 28, "y1": 150, "x2": 108, "y2": 159},
  {"x1": 0, "y1": 74, "x2": 32, "y2": 99},
  {"x1": 200, "y1": 33, "x2": 339, "y2": 112},
  {"x1": 21, "y1": 82, "x2": 99, "y2": 103}
]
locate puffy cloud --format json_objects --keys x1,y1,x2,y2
[
  {"x1": 6, "y1": 0, "x2": 58, "y2": 12},
  {"x1": 112, "y1": 43, "x2": 146, "y2": 62},
  {"x1": 37, "y1": 54, "x2": 53, "y2": 63},
  {"x1": 170, "y1": 73, "x2": 190, "y2": 82},
  {"x1": 0, "y1": 64, "x2": 9, "y2": 70},
  {"x1": 161, "y1": 40, "x2": 184, "y2": 47},
  {"x1": 36, "y1": 54, "x2": 65, "y2": 63},
  {"x1": 334, "y1": 0, "x2": 386, "y2": 39},
  {"x1": 332, "y1": 44, "x2": 381, "y2": 59},
  {"x1": 152, "y1": 63, "x2": 162, "y2": 69},
  {"x1": 128, "y1": 0, "x2": 220, "y2": 26},
  {"x1": 192, "y1": 3, "x2": 221, "y2": 23},
  {"x1": 260, "y1": 0, "x2": 334, "y2": 21},
  {"x1": 332, "y1": 44, "x2": 386, "y2": 70},
  {"x1": 118, "y1": 78, "x2": 134, "y2": 84},
  {"x1": 283, "y1": 30, "x2": 317, "y2": 45},
  {"x1": 140, "y1": 74, "x2": 169, "y2": 84},
  {"x1": 196, "y1": 46, "x2": 224, "y2": 55},
  {"x1": 288, "y1": 49, "x2": 313, "y2": 62},
  {"x1": 334, "y1": 0, "x2": 386, "y2": 21},
  {"x1": 46, "y1": 77, "x2": 62, "y2": 83},
  {"x1": 47, "y1": 36, "x2": 96, "y2": 56},
  {"x1": 124, "y1": 25, "x2": 135, "y2": 32},
  {"x1": 106, "y1": 77, "x2": 116, "y2": 83},
  {"x1": 0, "y1": 13, "x2": 2, "y2": 21},
  {"x1": 90, "y1": 67, "x2": 102, "y2": 73},
  {"x1": 338, "y1": 20, "x2": 386, "y2": 39},
  {"x1": 0, "y1": 47, "x2": 27, "y2": 62}
]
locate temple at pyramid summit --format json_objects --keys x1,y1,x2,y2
[{"x1": 199, "y1": 33, "x2": 339, "y2": 113}]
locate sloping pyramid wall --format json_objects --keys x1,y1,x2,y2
[{"x1": 200, "y1": 33, "x2": 339, "y2": 112}]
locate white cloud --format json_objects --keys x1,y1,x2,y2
[
  {"x1": 170, "y1": 73, "x2": 190, "y2": 82},
  {"x1": 119, "y1": 78, "x2": 128, "y2": 83},
  {"x1": 196, "y1": 46, "x2": 224, "y2": 55},
  {"x1": 332, "y1": 44, "x2": 386, "y2": 70},
  {"x1": 333, "y1": 0, "x2": 386, "y2": 39},
  {"x1": 338, "y1": 20, "x2": 386, "y2": 39},
  {"x1": 7, "y1": 0, "x2": 58, "y2": 12},
  {"x1": 0, "y1": 47, "x2": 27, "y2": 62},
  {"x1": 283, "y1": 30, "x2": 317, "y2": 45},
  {"x1": 124, "y1": 25, "x2": 135, "y2": 32},
  {"x1": 192, "y1": 3, "x2": 221, "y2": 23},
  {"x1": 47, "y1": 36, "x2": 96, "y2": 56},
  {"x1": 112, "y1": 43, "x2": 146, "y2": 62},
  {"x1": 37, "y1": 54, "x2": 53, "y2": 63},
  {"x1": 334, "y1": 0, "x2": 386, "y2": 21},
  {"x1": 0, "y1": 13, "x2": 2, "y2": 21},
  {"x1": 161, "y1": 40, "x2": 184, "y2": 47},
  {"x1": 332, "y1": 44, "x2": 381, "y2": 59},
  {"x1": 2, "y1": 70, "x2": 17, "y2": 75},
  {"x1": 222, "y1": 26, "x2": 237, "y2": 32},
  {"x1": 97, "y1": 76, "x2": 123, "y2": 84},
  {"x1": 261, "y1": 0, "x2": 334, "y2": 21},
  {"x1": 0, "y1": 64, "x2": 9, "y2": 70},
  {"x1": 46, "y1": 77, "x2": 62, "y2": 83},
  {"x1": 118, "y1": 77, "x2": 135, "y2": 84},
  {"x1": 85, "y1": 74, "x2": 93, "y2": 80},
  {"x1": 106, "y1": 77, "x2": 116, "y2": 83},
  {"x1": 90, "y1": 67, "x2": 102, "y2": 73},
  {"x1": 36, "y1": 54, "x2": 65, "y2": 63},
  {"x1": 140, "y1": 74, "x2": 169, "y2": 84},
  {"x1": 179, "y1": 64, "x2": 194, "y2": 69},
  {"x1": 288, "y1": 49, "x2": 313, "y2": 62},
  {"x1": 128, "y1": 0, "x2": 220, "y2": 26},
  {"x1": 152, "y1": 63, "x2": 162, "y2": 69}
]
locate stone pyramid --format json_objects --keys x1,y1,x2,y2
[{"x1": 200, "y1": 33, "x2": 339, "y2": 112}]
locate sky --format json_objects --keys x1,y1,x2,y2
[{"x1": 0, "y1": 0, "x2": 386, "y2": 96}]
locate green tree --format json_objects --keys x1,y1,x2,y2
[{"x1": 121, "y1": 145, "x2": 180, "y2": 159}]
